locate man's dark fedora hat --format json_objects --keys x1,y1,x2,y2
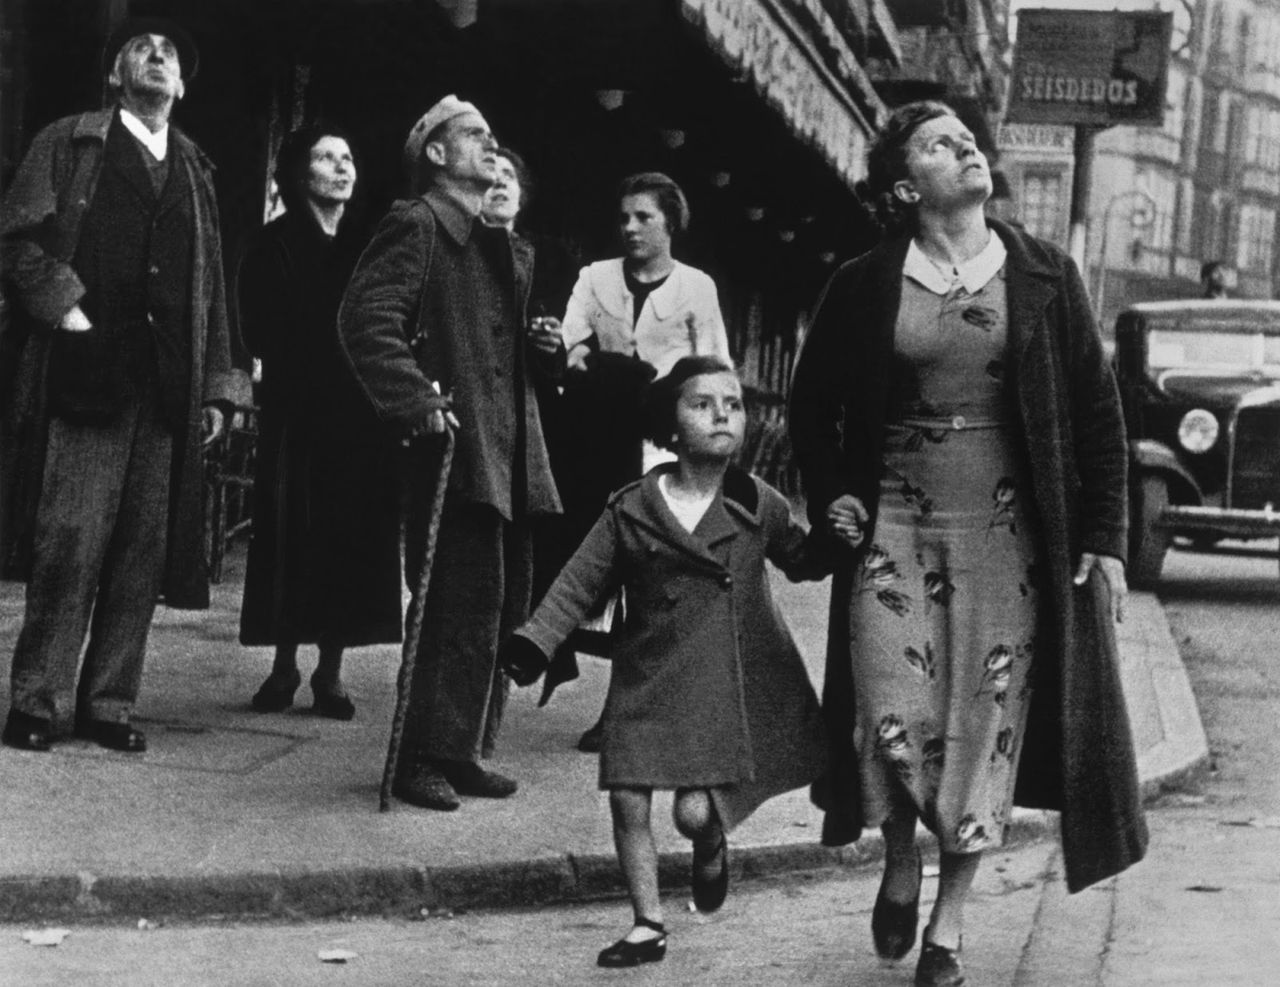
[{"x1": 102, "y1": 17, "x2": 199, "y2": 81}]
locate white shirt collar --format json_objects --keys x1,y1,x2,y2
[
  {"x1": 118, "y1": 108, "x2": 169, "y2": 161},
  {"x1": 904, "y1": 230, "x2": 1007, "y2": 295}
]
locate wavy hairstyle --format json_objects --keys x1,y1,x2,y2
[
  {"x1": 274, "y1": 122, "x2": 357, "y2": 217},
  {"x1": 856, "y1": 100, "x2": 956, "y2": 238},
  {"x1": 617, "y1": 171, "x2": 691, "y2": 238}
]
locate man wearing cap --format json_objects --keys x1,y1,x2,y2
[
  {"x1": 338, "y1": 96, "x2": 563, "y2": 810},
  {"x1": 0, "y1": 18, "x2": 248, "y2": 754}
]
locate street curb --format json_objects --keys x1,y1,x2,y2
[
  {"x1": 2, "y1": 812, "x2": 1060, "y2": 925},
  {"x1": 1, "y1": 768, "x2": 1203, "y2": 926}
]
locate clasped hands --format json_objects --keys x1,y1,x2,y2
[{"x1": 826, "y1": 494, "x2": 869, "y2": 549}]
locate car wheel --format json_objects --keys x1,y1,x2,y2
[{"x1": 1130, "y1": 474, "x2": 1170, "y2": 589}]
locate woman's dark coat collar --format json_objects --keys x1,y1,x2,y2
[{"x1": 861, "y1": 217, "x2": 1063, "y2": 364}]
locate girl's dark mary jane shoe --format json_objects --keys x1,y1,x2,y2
[
  {"x1": 915, "y1": 937, "x2": 965, "y2": 987},
  {"x1": 597, "y1": 918, "x2": 667, "y2": 968}
]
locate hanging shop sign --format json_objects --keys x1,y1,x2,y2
[
  {"x1": 1007, "y1": 9, "x2": 1172, "y2": 127},
  {"x1": 680, "y1": 0, "x2": 876, "y2": 189}
]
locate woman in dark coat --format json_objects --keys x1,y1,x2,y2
[
  {"x1": 788, "y1": 101, "x2": 1147, "y2": 986},
  {"x1": 237, "y1": 124, "x2": 401, "y2": 719}
]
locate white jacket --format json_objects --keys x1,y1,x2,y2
[{"x1": 561, "y1": 259, "x2": 730, "y2": 377}]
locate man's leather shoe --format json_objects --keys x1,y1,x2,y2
[
  {"x1": 2, "y1": 710, "x2": 52, "y2": 752},
  {"x1": 392, "y1": 765, "x2": 461, "y2": 811},
  {"x1": 83, "y1": 721, "x2": 147, "y2": 753},
  {"x1": 438, "y1": 760, "x2": 518, "y2": 798}
]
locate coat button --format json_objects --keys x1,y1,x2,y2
[
  {"x1": 149, "y1": 264, "x2": 160, "y2": 275},
  {"x1": 720, "y1": 574, "x2": 733, "y2": 589},
  {"x1": 951, "y1": 415, "x2": 966, "y2": 430}
]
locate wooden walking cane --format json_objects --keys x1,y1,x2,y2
[{"x1": 380, "y1": 413, "x2": 455, "y2": 812}]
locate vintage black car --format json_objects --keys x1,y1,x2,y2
[{"x1": 1114, "y1": 300, "x2": 1280, "y2": 587}]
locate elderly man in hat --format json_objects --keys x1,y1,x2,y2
[
  {"x1": 338, "y1": 96, "x2": 563, "y2": 810},
  {"x1": 0, "y1": 18, "x2": 248, "y2": 753}
]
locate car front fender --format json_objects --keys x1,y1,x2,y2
[{"x1": 1130, "y1": 439, "x2": 1203, "y2": 504}]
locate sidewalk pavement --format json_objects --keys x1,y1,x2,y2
[{"x1": 0, "y1": 545, "x2": 1208, "y2": 924}]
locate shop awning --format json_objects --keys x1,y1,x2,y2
[{"x1": 679, "y1": 0, "x2": 883, "y2": 191}]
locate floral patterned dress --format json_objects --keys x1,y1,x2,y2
[{"x1": 847, "y1": 263, "x2": 1041, "y2": 855}]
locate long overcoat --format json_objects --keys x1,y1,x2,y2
[
  {"x1": 516, "y1": 464, "x2": 828, "y2": 831},
  {"x1": 787, "y1": 217, "x2": 1148, "y2": 892},
  {"x1": 236, "y1": 209, "x2": 401, "y2": 647},
  {"x1": 0, "y1": 109, "x2": 249, "y2": 608}
]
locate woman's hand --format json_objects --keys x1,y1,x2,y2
[
  {"x1": 826, "y1": 494, "x2": 869, "y2": 549},
  {"x1": 1074, "y1": 552, "x2": 1128, "y2": 623}
]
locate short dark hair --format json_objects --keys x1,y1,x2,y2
[
  {"x1": 274, "y1": 122, "x2": 356, "y2": 215},
  {"x1": 1200, "y1": 260, "x2": 1224, "y2": 281},
  {"x1": 617, "y1": 172, "x2": 690, "y2": 237},
  {"x1": 642, "y1": 355, "x2": 739, "y2": 451},
  {"x1": 859, "y1": 100, "x2": 956, "y2": 236}
]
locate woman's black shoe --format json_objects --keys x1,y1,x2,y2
[
  {"x1": 310, "y1": 675, "x2": 355, "y2": 720},
  {"x1": 596, "y1": 918, "x2": 667, "y2": 968},
  {"x1": 872, "y1": 850, "x2": 922, "y2": 960},
  {"x1": 915, "y1": 936, "x2": 965, "y2": 987},
  {"x1": 691, "y1": 831, "x2": 729, "y2": 913},
  {"x1": 250, "y1": 669, "x2": 301, "y2": 712}
]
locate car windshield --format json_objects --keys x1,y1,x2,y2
[{"x1": 1146, "y1": 322, "x2": 1280, "y2": 376}]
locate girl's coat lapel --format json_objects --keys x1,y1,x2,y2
[{"x1": 617, "y1": 466, "x2": 761, "y2": 572}]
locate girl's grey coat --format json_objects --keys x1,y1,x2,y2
[
  {"x1": 516, "y1": 464, "x2": 827, "y2": 830},
  {"x1": 788, "y1": 218, "x2": 1148, "y2": 892}
]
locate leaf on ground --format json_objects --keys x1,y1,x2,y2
[
  {"x1": 318, "y1": 948, "x2": 359, "y2": 963},
  {"x1": 21, "y1": 929, "x2": 70, "y2": 947}
]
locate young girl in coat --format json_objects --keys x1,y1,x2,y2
[{"x1": 500, "y1": 355, "x2": 859, "y2": 968}]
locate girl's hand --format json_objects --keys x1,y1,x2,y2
[
  {"x1": 498, "y1": 634, "x2": 550, "y2": 687},
  {"x1": 827, "y1": 494, "x2": 869, "y2": 549},
  {"x1": 1074, "y1": 552, "x2": 1128, "y2": 623}
]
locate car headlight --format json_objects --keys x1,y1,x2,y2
[{"x1": 1178, "y1": 408, "x2": 1219, "y2": 453}]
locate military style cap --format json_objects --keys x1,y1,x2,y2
[{"x1": 402, "y1": 94, "x2": 482, "y2": 172}]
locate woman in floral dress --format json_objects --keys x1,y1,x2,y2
[{"x1": 789, "y1": 101, "x2": 1145, "y2": 987}]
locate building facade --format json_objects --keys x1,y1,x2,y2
[{"x1": 996, "y1": 0, "x2": 1280, "y2": 331}]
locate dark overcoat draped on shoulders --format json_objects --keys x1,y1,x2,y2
[
  {"x1": 788, "y1": 217, "x2": 1148, "y2": 893},
  {"x1": 237, "y1": 209, "x2": 401, "y2": 647}
]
